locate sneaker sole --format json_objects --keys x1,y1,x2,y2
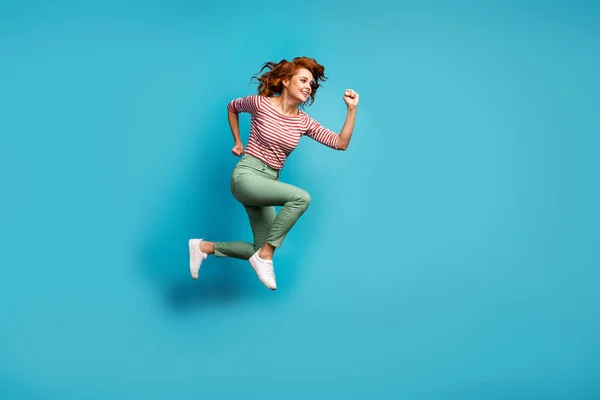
[{"x1": 189, "y1": 239, "x2": 199, "y2": 280}]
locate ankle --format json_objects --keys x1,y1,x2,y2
[
  {"x1": 199, "y1": 240, "x2": 214, "y2": 255},
  {"x1": 259, "y1": 243, "x2": 275, "y2": 260}
]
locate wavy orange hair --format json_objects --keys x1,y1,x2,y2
[{"x1": 250, "y1": 56, "x2": 327, "y2": 107}]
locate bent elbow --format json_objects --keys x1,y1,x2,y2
[{"x1": 337, "y1": 141, "x2": 349, "y2": 151}]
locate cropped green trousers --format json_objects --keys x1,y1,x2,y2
[{"x1": 213, "y1": 154, "x2": 311, "y2": 260}]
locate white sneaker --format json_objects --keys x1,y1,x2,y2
[
  {"x1": 249, "y1": 250, "x2": 277, "y2": 290},
  {"x1": 189, "y1": 239, "x2": 207, "y2": 280}
]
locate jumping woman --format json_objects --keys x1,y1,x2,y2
[{"x1": 189, "y1": 56, "x2": 359, "y2": 290}]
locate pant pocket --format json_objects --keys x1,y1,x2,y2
[
  {"x1": 230, "y1": 170, "x2": 240, "y2": 195},
  {"x1": 230, "y1": 167, "x2": 249, "y2": 196}
]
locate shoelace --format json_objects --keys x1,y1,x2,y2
[{"x1": 265, "y1": 262, "x2": 275, "y2": 279}]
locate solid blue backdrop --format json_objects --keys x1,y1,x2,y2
[{"x1": 1, "y1": 0, "x2": 599, "y2": 398}]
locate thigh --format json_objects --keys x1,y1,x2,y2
[
  {"x1": 232, "y1": 172, "x2": 308, "y2": 207},
  {"x1": 245, "y1": 205, "x2": 276, "y2": 248}
]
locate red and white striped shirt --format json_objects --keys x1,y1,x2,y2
[{"x1": 227, "y1": 95, "x2": 339, "y2": 170}]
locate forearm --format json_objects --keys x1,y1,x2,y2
[
  {"x1": 228, "y1": 109, "x2": 242, "y2": 143},
  {"x1": 337, "y1": 106, "x2": 357, "y2": 150}
]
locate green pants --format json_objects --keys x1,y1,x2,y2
[{"x1": 213, "y1": 154, "x2": 312, "y2": 260}]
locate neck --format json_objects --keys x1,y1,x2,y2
[{"x1": 273, "y1": 92, "x2": 299, "y2": 116}]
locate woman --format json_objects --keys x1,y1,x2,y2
[{"x1": 189, "y1": 56, "x2": 359, "y2": 290}]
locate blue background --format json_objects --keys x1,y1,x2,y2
[{"x1": 1, "y1": 0, "x2": 599, "y2": 398}]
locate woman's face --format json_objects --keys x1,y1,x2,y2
[{"x1": 284, "y1": 68, "x2": 313, "y2": 104}]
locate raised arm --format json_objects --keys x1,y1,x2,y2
[
  {"x1": 336, "y1": 89, "x2": 359, "y2": 151},
  {"x1": 303, "y1": 89, "x2": 360, "y2": 151}
]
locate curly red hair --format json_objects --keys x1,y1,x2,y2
[{"x1": 250, "y1": 56, "x2": 327, "y2": 107}]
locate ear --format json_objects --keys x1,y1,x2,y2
[{"x1": 282, "y1": 78, "x2": 290, "y2": 89}]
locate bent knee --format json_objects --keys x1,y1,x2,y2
[
  {"x1": 303, "y1": 192, "x2": 312, "y2": 205},
  {"x1": 295, "y1": 190, "x2": 311, "y2": 208}
]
